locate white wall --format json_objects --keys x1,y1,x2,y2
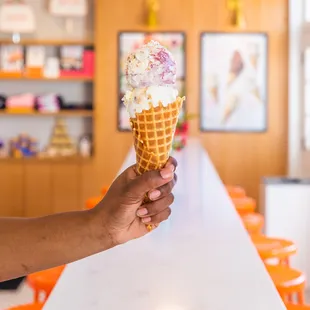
[{"x1": 288, "y1": 0, "x2": 303, "y2": 177}]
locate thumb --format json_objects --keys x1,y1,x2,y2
[{"x1": 127, "y1": 165, "x2": 175, "y2": 199}]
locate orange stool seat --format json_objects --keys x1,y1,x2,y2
[
  {"x1": 27, "y1": 265, "x2": 65, "y2": 303},
  {"x1": 85, "y1": 196, "x2": 102, "y2": 210},
  {"x1": 252, "y1": 235, "x2": 297, "y2": 264},
  {"x1": 266, "y1": 265, "x2": 305, "y2": 304},
  {"x1": 101, "y1": 186, "x2": 109, "y2": 196},
  {"x1": 226, "y1": 185, "x2": 246, "y2": 199},
  {"x1": 241, "y1": 212, "x2": 264, "y2": 235},
  {"x1": 6, "y1": 304, "x2": 43, "y2": 310},
  {"x1": 232, "y1": 196, "x2": 256, "y2": 215},
  {"x1": 286, "y1": 304, "x2": 310, "y2": 309}
]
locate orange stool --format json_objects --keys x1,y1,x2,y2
[
  {"x1": 85, "y1": 196, "x2": 102, "y2": 210},
  {"x1": 101, "y1": 186, "x2": 109, "y2": 196},
  {"x1": 27, "y1": 265, "x2": 65, "y2": 303},
  {"x1": 286, "y1": 304, "x2": 310, "y2": 309},
  {"x1": 266, "y1": 265, "x2": 306, "y2": 304},
  {"x1": 252, "y1": 235, "x2": 297, "y2": 265},
  {"x1": 232, "y1": 196, "x2": 256, "y2": 215},
  {"x1": 240, "y1": 212, "x2": 264, "y2": 235},
  {"x1": 226, "y1": 185, "x2": 246, "y2": 199},
  {"x1": 6, "y1": 303, "x2": 43, "y2": 310}
]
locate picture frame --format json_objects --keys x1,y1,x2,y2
[
  {"x1": 200, "y1": 32, "x2": 268, "y2": 132},
  {"x1": 117, "y1": 31, "x2": 186, "y2": 132}
]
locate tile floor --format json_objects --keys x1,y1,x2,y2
[
  {"x1": 0, "y1": 282, "x2": 33, "y2": 310},
  {"x1": 0, "y1": 283, "x2": 310, "y2": 309}
]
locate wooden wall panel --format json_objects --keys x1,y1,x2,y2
[
  {"x1": 51, "y1": 164, "x2": 80, "y2": 213},
  {"x1": 195, "y1": 0, "x2": 288, "y2": 202},
  {"x1": 80, "y1": 162, "x2": 102, "y2": 210},
  {"x1": 0, "y1": 162, "x2": 24, "y2": 217},
  {"x1": 24, "y1": 163, "x2": 52, "y2": 217}
]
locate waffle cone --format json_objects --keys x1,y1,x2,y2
[{"x1": 130, "y1": 97, "x2": 184, "y2": 176}]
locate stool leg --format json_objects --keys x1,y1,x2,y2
[
  {"x1": 297, "y1": 291, "x2": 305, "y2": 304},
  {"x1": 33, "y1": 289, "x2": 40, "y2": 303},
  {"x1": 287, "y1": 294, "x2": 293, "y2": 303},
  {"x1": 279, "y1": 292, "x2": 287, "y2": 303},
  {"x1": 281, "y1": 257, "x2": 290, "y2": 266},
  {"x1": 44, "y1": 289, "x2": 53, "y2": 302}
]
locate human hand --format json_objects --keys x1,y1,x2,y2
[{"x1": 93, "y1": 157, "x2": 177, "y2": 247}]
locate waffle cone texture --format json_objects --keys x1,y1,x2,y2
[{"x1": 130, "y1": 97, "x2": 184, "y2": 175}]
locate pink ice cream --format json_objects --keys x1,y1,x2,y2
[
  {"x1": 125, "y1": 40, "x2": 177, "y2": 88},
  {"x1": 123, "y1": 40, "x2": 179, "y2": 118}
]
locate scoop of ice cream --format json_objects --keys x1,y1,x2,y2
[
  {"x1": 123, "y1": 86, "x2": 178, "y2": 118},
  {"x1": 125, "y1": 40, "x2": 177, "y2": 88}
]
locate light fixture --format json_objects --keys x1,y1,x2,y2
[
  {"x1": 227, "y1": 0, "x2": 246, "y2": 28},
  {"x1": 146, "y1": 0, "x2": 160, "y2": 28}
]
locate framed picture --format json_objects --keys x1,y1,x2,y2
[
  {"x1": 200, "y1": 32, "x2": 268, "y2": 132},
  {"x1": 118, "y1": 31, "x2": 186, "y2": 131}
]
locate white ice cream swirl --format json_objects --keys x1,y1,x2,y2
[{"x1": 123, "y1": 86, "x2": 179, "y2": 118}]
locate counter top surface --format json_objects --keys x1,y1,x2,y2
[{"x1": 44, "y1": 139, "x2": 285, "y2": 310}]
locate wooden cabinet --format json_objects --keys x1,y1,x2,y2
[
  {"x1": 0, "y1": 160, "x2": 95, "y2": 217},
  {"x1": 0, "y1": 162, "x2": 24, "y2": 217},
  {"x1": 51, "y1": 164, "x2": 80, "y2": 213},
  {"x1": 24, "y1": 163, "x2": 52, "y2": 217}
]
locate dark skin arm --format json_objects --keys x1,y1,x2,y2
[{"x1": 0, "y1": 158, "x2": 177, "y2": 282}]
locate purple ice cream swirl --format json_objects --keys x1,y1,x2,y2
[{"x1": 125, "y1": 40, "x2": 177, "y2": 88}]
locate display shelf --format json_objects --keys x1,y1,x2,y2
[
  {"x1": 0, "y1": 39, "x2": 94, "y2": 46},
  {"x1": 0, "y1": 110, "x2": 93, "y2": 117},
  {"x1": 0, "y1": 76, "x2": 93, "y2": 82},
  {"x1": 0, "y1": 156, "x2": 92, "y2": 163}
]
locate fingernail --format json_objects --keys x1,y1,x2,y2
[
  {"x1": 160, "y1": 168, "x2": 174, "y2": 179},
  {"x1": 142, "y1": 217, "x2": 151, "y2": 223},
  {"x1": 137, "y1": 208, "x2": 148, "y2": 217},
  {"x1": 149, "y1": 190, "x2": 161, "y2": 200},
  {"x1": 166, "y1": 164, "x2": 175, "y2": 172}
]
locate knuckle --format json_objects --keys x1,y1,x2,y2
[
  {"x1": 166, "y1": 193, "x2": 174, "y2": 205},
  {"x1": 145, "y1": 171, "x2": 157, "y2": 188},
  {"x1": 123, "y1": 183, "x2": 140, "y2": 203},
  {"x1": 162, "y1": 208, "x2": 172, "y2": 221},
  {"x1": 169, "y1": 156, "x2": 178, "y2": 167},
  {"x1": 160, "y1": 183, "x2": 170, "y2": 195},
  {"x1": 167, "y1": 207, "x2": 172, "y2": 217},
  {"x1": 174, "y1": 173, "x2": 178, "y2": 183}
]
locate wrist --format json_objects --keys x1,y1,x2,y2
[{"x1": 87, "y1": 203, "x2": 116, "y2": 251}]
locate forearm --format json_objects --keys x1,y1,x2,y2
[{"x1": 0, "y1": 209, "x2": 111, "y2": 282}]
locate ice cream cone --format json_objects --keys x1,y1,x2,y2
[
  {"x1": 209, "y1": 86, "x2": 218, "y2": 102},
  {"x1": 130, "y1": 97, "x2": 184, "y2": 175},
  {"x1": 250, "y1": 55, "x2": 258, "y2": 69},
  {"x1": 222, "y1": 95, "x2": 239, "y2": 124},
  {"x1": 123, "y1": 40, "x2": 183, "y2": 232},
  {"x1": 252, "y1": 87, "x2": 261, "y2": 100},
  {"x1": 228, "y1": 72, "x2": 237, "y2": 85}
]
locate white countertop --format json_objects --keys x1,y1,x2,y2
[{"x1": 43, "y1": 139, "x2": 286, "y2": 310}]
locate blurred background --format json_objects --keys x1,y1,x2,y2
[
  {"x1": 0, "y1": 0, "x2": 288, "y2": 217},
  {"x1": 0, "y1": 0, "x2": 306, "y2": 308}
]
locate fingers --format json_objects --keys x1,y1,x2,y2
[
  {"x1": 125, "y1": 157, "x2": 177, "y2": 181},
  {"x1": 142, "y1": 208, "x2": 172, "y2": 225},
  {"x1": 148, "y1": 173, "x2": 177, "y2": 201},
  {"x1": 165, "y1": 157, "x2": 178, "y2": 171},
  {"x1": 127, "y1": 165, "x2": 175, "y2": 199},
  {"x1": 137, "y1": 194, "x2": 174, "y2": 224}
]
